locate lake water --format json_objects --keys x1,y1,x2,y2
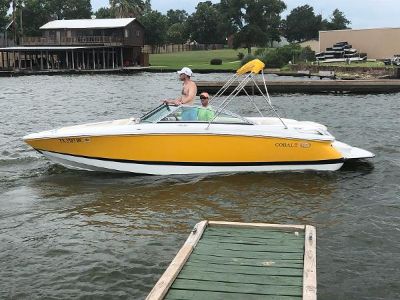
[{"x1": 0, "y1": 73, "x2": 399, "y2": 299}]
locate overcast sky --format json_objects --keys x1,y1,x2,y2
[{"x1": 91, "y1": 0, "x2": 399, "y2": 29}]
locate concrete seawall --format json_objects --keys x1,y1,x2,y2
[{"x1": 196, "y1": 79, "x2": 400, "y2": 94}]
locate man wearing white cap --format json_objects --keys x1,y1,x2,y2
[{"x1": 164, "y1": 67, "x2": 197, "y2": 105}]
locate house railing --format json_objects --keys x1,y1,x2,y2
[{"x1": 21, "y1": 36, "x2": 124, "y2": 46}]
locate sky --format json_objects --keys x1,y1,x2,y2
[{"x1": 91, "y1": 0, "x2": 399, "y2": 30}]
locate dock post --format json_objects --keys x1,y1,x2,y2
[
  {"x1": 112, "y1": 48, "x2": 115, "y2": 68},
  {"x1": 97, "y1": 49, "x2": 100, "y2": 68},
  {"x1": 18, "y1": 51, "x2": 21, "y2": 69},
  {"x1": 120, "y1": 47, "x2": 123, "y2": 69},
  {"x1": 107, "y1": 48, "x2": 109, "y2": 68},
  {"x1": 30, "y1": 53, "x2": 33, "y2": 70},
  {"x1": 65, "y1": 51, "x2": 69, "y2": 69},
  {"x1": 92, "y1": 49, "x2": 95, "y2": 69},
  {"x1": 102, "y1": 48, "x2": 105, "y2": 69},
  {"x1": 40, "y1": 51, "x2": 43, "y2": 70},
  {"x1": 6, "y1": 51, "x2": 9, "y2": 69},
  {"x1": 72, "y1": 50, "x2": 74, "y2": 69},
  {"x1": 46, "y1": 51, "x2": 49, "y2": 69},
  {"x1": 82, "y1": 51, "x2": 85, "y2": 69}
]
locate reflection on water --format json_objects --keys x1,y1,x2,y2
[
  {"x1": 30, "y1": 170, "x2": 339, "y2": 224},
  {"x1": 0, "y1": 74, "x2": 399, "y2": 299}
]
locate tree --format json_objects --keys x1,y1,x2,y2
[
  {"x1": 325, "y1": 9, "x2": 350, "y2": 30},
  {"x1": 0, "y1": 0, "x2": 9, "y2": 30},
  {"x1": 139, "y1": 10, "x2": 168, "y2": 53},
  {"x1": 109, "y1": 0, "x2": 145, "y2": 18},
  {"x1": 22, "y1": 0, "x2": 49, "y2": 36},
  {"x1": 186, "y1": 1, "x2": 228, "y2": 45},
  {"x1": 167, "y1": 22, "x2": 188, "y2": 44},
  {"x1": 166, "y1": 9, "x2": 188, "y2": 27},
  {"x1": 47, "y1": 0, "x2": 92, "y2": 20},
  {"x1": 95, "y1": 7, "x2": 115, "y2": 18},
  {"x1": 14, "y1": 0, "x2": 92, "y2": 38},
  {"x1": 284, "y1": 5, "x2": 322, "y2": 42},
  {"x1": 220, "y1": 0, "x2": 286, "y2": 54}
]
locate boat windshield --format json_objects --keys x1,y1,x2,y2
[{"x1": 140, "y1": 104, "x2": 251, "y2": 125}]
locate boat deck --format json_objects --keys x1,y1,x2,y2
[{"x1": 147, "y1": 221, "x2": 317, "y2": 300}]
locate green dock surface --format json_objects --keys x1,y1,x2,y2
[{"x1": 147, "y1": 221, "x2": 316, "y2": 300}]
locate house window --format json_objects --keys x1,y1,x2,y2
[
  {"x1": 136, "y1": 30, "x2": 140, "y2": 37},
  {"x1": 124, "y1": 29, "x2": 129, "y2": 38}
]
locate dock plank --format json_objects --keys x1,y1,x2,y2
[
  {"x1": 170, "y1": 279, "x2": 303, "y2": 296},
  {"x1": 166, "y1": 289, "x2": 301, "y2": 300},
  {"x1": 189, "y1": 253, "x2": 304, "y2": 268},
  {"x1": 182, "y1": 261, "x2": 304, "y2": 276},
  {"x1": 202, "y1": 234, "x2": 304, "y2": 245},
  {"x1": 205, "y1": 227, "x2": 304, "y2": 240},
  {"x1": 177, "y1": 269, "x2": 303, "y2": 286},
  {"x1": 198, "y1": 239, "x2": 304, "y2": 252},
  {"x1": 193, "y1": 247, "x2": 304, "y2": 260}
]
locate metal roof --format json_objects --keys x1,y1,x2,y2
[{"x1": 40, "y1": 18, "x2": 136, "y2": 30}]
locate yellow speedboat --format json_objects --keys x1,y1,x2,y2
[{"x1": 24, "y1": 60, "x2": 374, "y2": 175}]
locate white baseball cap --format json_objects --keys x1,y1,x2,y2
[{"x1": 177, "y1": 67, "x2": 193, "y2": 77}]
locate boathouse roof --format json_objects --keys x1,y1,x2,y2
[{"x1": 40, "y1": 18, "x2": 137, "y2": 30}]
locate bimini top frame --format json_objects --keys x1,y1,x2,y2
[{"x1": 208, "y1": 59, "x2": 288, "y2": 129}]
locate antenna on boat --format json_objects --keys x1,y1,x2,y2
[{"x1": 208, "y1": 59, "x2": 288, "y2": 129}]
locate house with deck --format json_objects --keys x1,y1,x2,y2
[{"x1": 0, "y1": 18, "x2": 146, "y2": 72}]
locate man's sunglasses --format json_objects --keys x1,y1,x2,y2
[{"x1": 200, "y1": 96, "x2": 209, "y2": 100}]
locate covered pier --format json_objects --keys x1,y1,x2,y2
[{"x1": 0, "y1": 46, "x2": 128, "y2": 71}]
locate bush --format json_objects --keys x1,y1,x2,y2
[
  {"x1": 240, "y1": 54, "x2": 256, "y2": 66},
  {"x1": 298, "y1": 46, "x2": 316, "y2": 62},
  {"x1": 254, "y1": 48, "x2": 267, "y2": 56},
  {"x1": 237, "y1": 52, "x2": 244, "y2": 60},
  {"x1": 261, "y1": 50, "x2": 287, "y2": 68},
  {"x1": 210, "y1": 58, "x2": 222, "y2": 65}
]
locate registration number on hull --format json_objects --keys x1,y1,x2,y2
[{"x1": 58, "y1": 137, "x2": 91, "y2": 144}]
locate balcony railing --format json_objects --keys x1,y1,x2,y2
[{"x1": 21, "y1": 36, "x2": 124, "y2": 46}]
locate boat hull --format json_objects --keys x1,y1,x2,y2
[{"x1": 26, "y1": 134, "x2": 344, "y2": 175}]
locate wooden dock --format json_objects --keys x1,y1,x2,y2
[
  {"x1": 196, "y1": 79, "x2": 400, "y2": 94},
  {"x1": 147, "y1": 221, "x2": 317, "y2": 300}
]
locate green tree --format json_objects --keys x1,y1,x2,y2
[
  {"x1": 283, "y1": 5, "x2": 322, "y2": 42},
  {"x1": 221, "y1": 0, "x2": 286, "y2": 54},
  {"x1": 167, "y1": 22, "x2": 188, "y2": 44},
  {"x1": 110, "y1": 0, "x2": 145, "y2": 18},
  {"x1": 166, "y1": 9, "x2": 188, "y2": 27},
  {"x1": 139, "y1": 10, "x2": 168, "y2": 53},
  {"x1": 187, "y1": 1, "x2": 227, "y2": 45},
  {"x1": 45, "y1": 0, "x2": 92, "y2": 20},
  {"x1": 0, "y1": 0, "x2": 9, "y2": 30},
  {"x1": 22, "y1": 0, "x2": 49, "y2": 36},
  {"x1": 95, "y1": 7, "x2": 115, "y2": 18},
  {"x1": 14, "y1": 0, "x2": 92, "y2": 38},
  {"x1": 325, "y1": 9, "x2": 351, "y2": 30}
]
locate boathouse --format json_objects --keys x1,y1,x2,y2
[{"x1": 0, "y1": 18, "x2": 146, "y2": 71}]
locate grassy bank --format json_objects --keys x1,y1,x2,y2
[{"x1": 149, "y1": 49, "x2": 246, "y2": 70}]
